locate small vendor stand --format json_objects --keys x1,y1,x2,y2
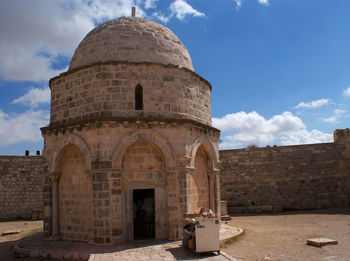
[{"x1": 183, "y1": 213, "x2": 220, "y2": 255}]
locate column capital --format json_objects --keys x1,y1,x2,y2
[
  {"x1": 85, "y1": 169, "x2": 93, "y2": 179},
  {"x1": 208, "y1": 169, "x2": 220, "y2": 178},
  {"x1": 48, "y1": 171, "x2": 60, "y2": 182},
  {"x1": 166, "y1": 167, "x2": 179, "y2": 173}
]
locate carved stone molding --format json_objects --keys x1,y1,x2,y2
[
  {"x1": 48, "y1": 172, "x2": 60, "y2": 182},
  {"x1": 208, "y1": 170, "x2": 220, "y2": 179},
  {"x1": 85, "y1": 170, "x2": 93, "y2": 179}
]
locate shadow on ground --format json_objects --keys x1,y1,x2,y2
[
  {"x1": 0, "y1": 235, "x2": 61, "y2": 261},
  {"x1": 230, "y1": 207, "x2": 350, "y2": 217},
  {"x1": 13, "y1": 232, "x2": 223, "y2": 260},
  {"x1": 166, "y1": 245, "x2": 221, "y2": 260}
]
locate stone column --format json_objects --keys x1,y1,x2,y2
[
  {"x1": 49, "y1": 172, "x2": 60, "y2": 240},
  {"x1": 85, "y1": 170, "x2": 94, "y2": 243},
  {"x1": 209, "y1": 173, "x2": 216, "y2": 211},
  {"x1": 166, "y1": 169, "x2": 178, "y2": 240},
  {"x1": 209, "y1": 170, "x2": 220, "y2": 217},
  {"x1": 122, "y1": 189, "x2": 133, "y2": 241},
  {"x1": 215, "y1": 172, "x2": 221, "y2": 218},
  {"x1": 185, "y1": 168, "x2": 195, "y2": 214}
]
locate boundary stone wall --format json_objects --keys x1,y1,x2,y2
[
  {"x1": 0, "y1": 156, "x2": 45, "y2": 220},
  {"x1": 220, "y1": 141, "x2": 350, "y2": 214},
  {"x1": 1, "y1": 130, "x2": 349, "y2": 220}
]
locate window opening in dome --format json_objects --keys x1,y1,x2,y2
[{"x1": 135, "y1": 84, "x2": 143, "y2": 110}]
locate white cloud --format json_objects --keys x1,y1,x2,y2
[
  {"x1": 0, "y1": 0, "x2": 94, "y2": 81},
  {"x1": 213, "y1": 111, "x2": 304, "y2": 133},
  {"x1": 0, "y1": 109, "x2": 49, "y2": 147},
  {"x1": 294, "y1": 99, "x2": 330, "y2": 109},
  {"x1": 268, "y1": 112, "x2": 305, "y2": 132},
  {"x1": 279, "y1": 129, "x2": 332, "y2": 145},
  {"x1": 321, "y1": 109, "x2": 347, "y2": 123},
  {"x1": 280, "y1": 129, "x2": 333, "y2": 145},
  {"x1": 0, "y1": 0, "x2": 145, "y2": 82},
  {"x1": 0, "y1": 0, "x2": 205, "y2": 82},
  {"x1": 213, "y1": 111, "x2": 332, "y2": 149},
  {"x1": 258, "y1": 0, "x2": 269, "y2": 6},
  {"x1": 169, "y1": 0, "x2": 205, "y2": 20},
  {"x1": 0, "y1": 45, "x2": 67, "y2": 82},
  {"x1": 75, "y1": 0, "x2": 146, "y2": 23},
  {"x1": 153, "y1": 0, "x2": 205, "y2": 23},
  {"x1": 152, "y1": 12, "x2": 170, "y2": 23},
  {"x1": 234, "y1": 0, "x2": 242, "y2": 8},
  {"x1": 344, "y1": 87, "x2": 350, "y2": 97},
  {"x1": 12, "y1": 87, "x2": 51, "y2": 108},
  {"x1": 144, "y1": 0, "x2": 158, "y2": 9},
  {"x1": 234, "y1": 0, "x2": 269, "y2": 8}
]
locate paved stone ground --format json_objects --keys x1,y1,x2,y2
[
  {"x1": 88, "y1": 241, "x2": 227, "y2": 261},
  {"x1": 14, "y1": 225, "x2": 241, "y2": 261},
  {"x1": 220, "y1": 223, "x2": 242, "y2": 242}
]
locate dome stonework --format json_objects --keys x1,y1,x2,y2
[{"x1": 69, "y1": 17, "x2": 194, "y2": 71}]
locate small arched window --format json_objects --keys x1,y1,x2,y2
[{"x1": 135, "y1": 84, "x2": 143, "y2": 110}]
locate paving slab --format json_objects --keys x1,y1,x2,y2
[
  {"x1": 14, "y1": 224, "x2": 241, "y2": 261},
  {"x1": 219, "y1": 224, "x2": 243, "y2": 243},
  {"x1": 306, "y1": 238, "x2": 338, "y2": 247},
  {"x1": 1, "y1": 230, "x2": 21, "y2": 236}
]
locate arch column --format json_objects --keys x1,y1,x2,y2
[
  {"x1": 209, "y1": 170, "x2": 220, "y2": 217},
  {"x1": 49, "y1": 171, "x2": 60, "y2": 240},
  {"x1": 209, "y1": 173, "x2": 215, "y2": 211}
]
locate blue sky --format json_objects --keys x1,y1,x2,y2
[{"x1": 0, "y1": 0, "x2": 349, "y2": 155}]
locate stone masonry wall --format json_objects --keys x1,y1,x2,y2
[
  {"x1": 220, "y1": 142, "x2": 350, "y2": 213},
  {"x1": 58, "y1": 145, "x2": 92, "y2": 241},
  {"x1": 42, "y1": 120, "x2": 220, "y2": 242},
  {"x1": 0, "y1": 156, "x2": 45, "y2": 220},
  {"x1": 50, "y1": 62, "x2": 212, "y2": 126},
  {"x1": 189, "y1": 146, "x2": 209, "y2": 213}
]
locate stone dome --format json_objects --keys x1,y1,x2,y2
[{"x1": 69, "y1": 17, "x2": 194, "y2": 71}]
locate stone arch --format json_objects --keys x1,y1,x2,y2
[
  {"x1": 189, "y1": 146, "x2": 210, "y2": 212},
  {"x1": 122, "y1": 140, "x2": 165, "y2": 174},
  {"x1": 57, "y1": 144, "x2": 93, "y2": 241},
  {"x1": 113, "y1": 130, "x2": 172, "y2": 241},
  {"x1": 49, "y1": 133, "x2": 92, "y2": 174},
  {"x1": 112, "y1": 129, "x2": 175, "y2": 170},
  {"x1": 189, "y1": 135, "x2": 219, "y2": 170}
]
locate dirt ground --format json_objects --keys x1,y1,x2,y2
[
  {"x1": 223, "y1": 209, "x2": 350, "y2": 261},
  {"x1": 0, "y1": 209, "x2": 349, "y2": 261},
  {"x1": 0, "y1": 220, "x2": 52, "y2": 261}
]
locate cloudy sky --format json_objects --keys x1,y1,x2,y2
[{"x1": 0, "y1": 0, "x2": 349, "y2": 155}]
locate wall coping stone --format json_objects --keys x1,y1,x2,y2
[{"x1": 219, "y1": 142, "x2": 340, "y2": 153}]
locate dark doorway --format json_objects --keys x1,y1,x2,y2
[{"x1": 133, "y1": 189, "x2": 155, "y2": 240}]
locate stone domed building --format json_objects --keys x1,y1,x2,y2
[{"x1": 41, "y1": 11, "x2": 220, "y2": 244}]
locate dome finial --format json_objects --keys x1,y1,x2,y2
[{"x1": 132, "y1": 7, "x2": 136, "y2": 17}]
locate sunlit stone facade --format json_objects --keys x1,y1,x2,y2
[{"x1": 41, "y1": 15, "x2": 220, "y2": 243}]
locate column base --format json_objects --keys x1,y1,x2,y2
[{"x1": 49, "y1": 235, "x2": 61, "y2": 241}]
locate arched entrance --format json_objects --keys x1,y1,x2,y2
[
  {"x1": 189, "y1": 146, "x2": 210, "y2": 213},
  {"x1": 121, "y1": 140, "x2": 168, "y2": 241},
  {"x1": 58, "y1": 144, "x2": 92, "y2": 241}
]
